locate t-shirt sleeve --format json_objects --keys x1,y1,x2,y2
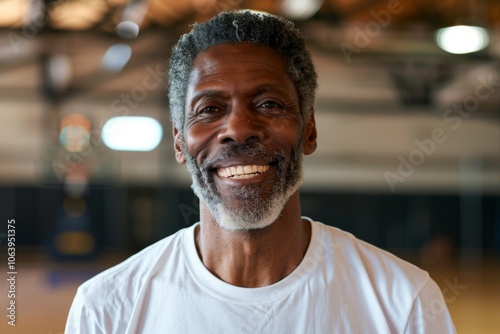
[
  {"x1": 65, "y1": 288, "x2": 103, "y2": 334},
  {"x1": 403, "y1": 278, "x2": 457, "y2": 334}
]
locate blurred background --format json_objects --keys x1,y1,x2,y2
[{"x1": 0, "y1": 0, "x2": 498, "y2": 333}]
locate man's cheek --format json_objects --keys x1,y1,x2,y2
[{"x1": 270, "y1": 117, "x2": 287, "y2": 134}]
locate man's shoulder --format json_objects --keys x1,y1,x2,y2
[
  {"x1": 76, "y1": 225, "x2": 192, "y2": 305},
  {"x1": 310, "y1": 220, "x2": 438, "y2": 331},
  {"x1": 312, "y1": 220, "x2": 429, "y2": 290}
]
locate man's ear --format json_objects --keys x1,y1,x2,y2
[
  {"x1": 173, "y1": 126, "x2": 186, "y2": 164},
  {"x1": 303, "y1": 108, "x2": 317, "y2": 156}
]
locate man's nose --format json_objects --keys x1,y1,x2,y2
[{"x1": 217, "y1": 107, "x2": 269, "y2": 145}]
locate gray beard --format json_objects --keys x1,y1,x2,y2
[{"x1": 181, "y1": 138, "x2": 304, "y2": 231}]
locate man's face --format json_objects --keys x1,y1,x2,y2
[{"x1": 174, "y1": 43, "x2": 316, "y2": 230}]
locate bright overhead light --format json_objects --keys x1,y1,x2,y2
[
  {"x1": 116, "y1": 0, "x2": 149, "y2": 38},
  {"x1": 280, "y1": 0, "x2": 324, "y2": 20},
  {"x1": 116, "y1": 21, "x2": 140, "y2": 39},
  {"x1": 102, "y1": 44, "x2": 132, "y2": 72},
  {"x1": 102, "y1": 117, "x2": 163, "y2": 152},
  {"x1": 435, "y1": 25, "x2": 489, "y2": 54}
]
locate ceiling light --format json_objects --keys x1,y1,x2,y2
[
  {"x1": 115, "y1": 0, "x2": 150, "y2": 38},
  {"x1": 102, "y1": 44, "x2": 132, "y2": 72},
  {"x1": 102, "y1": 116, "x2": 163, "y2": 152},
  {"x1": 435, "y1": 25, "x2": 489, "y2": 54},
  {"x1": 116, "y1": 21, "x2": 139, "y2": 39},
  {"x1": 280, "y1": 0, "x2": 323, "y2": 20}
]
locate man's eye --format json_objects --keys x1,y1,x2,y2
[
  {"x1": 197, "y1": 106, "x2": 220, "y2": 115},
  {"x1": 259, "y1": 101, "x2": 284, "y2": 109}
]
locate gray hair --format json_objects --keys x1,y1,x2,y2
[{"x1": 168, "y1": 10, "x2": 317, "y2": 129}]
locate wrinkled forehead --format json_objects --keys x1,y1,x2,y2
[
  {"x1": 185, "y1": 43, "x2": 297, "y2": 101},
  {"x1": 190, "y1": 43, "x2": 288, "y2": 77}
]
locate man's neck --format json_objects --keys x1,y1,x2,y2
[{"x1": 194, "y1": 194, "x2": 311, "y2": 288}]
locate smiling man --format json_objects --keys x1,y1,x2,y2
[{"x1": 66, "y1": 10, "x2": 456, "y2": 333}]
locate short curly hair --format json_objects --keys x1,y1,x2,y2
[{"x1": 168, "y1": 10, "x2": 317, "y2": 129}]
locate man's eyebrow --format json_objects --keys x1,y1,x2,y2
[
  {"x1": 189, "y1": 90, "x2": 225, "y2": 105},
  {"x1": 189, "y1": 85, "x2": 291, "y2": 106},
  {"x1": 251, "y1": 85, "x2": 296, "y2": 99},
  {"x1": 249, "y1": 85, "x2": 288, "y2": 96}
]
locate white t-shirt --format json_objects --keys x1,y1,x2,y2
[{"x1": 66, "y1": 219, "x2": 456, "y2": 333}]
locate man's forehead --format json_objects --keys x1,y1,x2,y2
[
  {"x1": 192, "y1": 43, "x2": 286, "y2": 69},
  {"x1": 191, "y1": 43, "x2": 285, "y2": 75}
]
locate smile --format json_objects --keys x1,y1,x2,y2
[{"x1": 217, "y1": 165, "x2": 270, "y2": 179}]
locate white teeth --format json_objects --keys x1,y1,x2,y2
[{"x1": 217, "y1": 165, "x2": 270, "y2": 179}]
